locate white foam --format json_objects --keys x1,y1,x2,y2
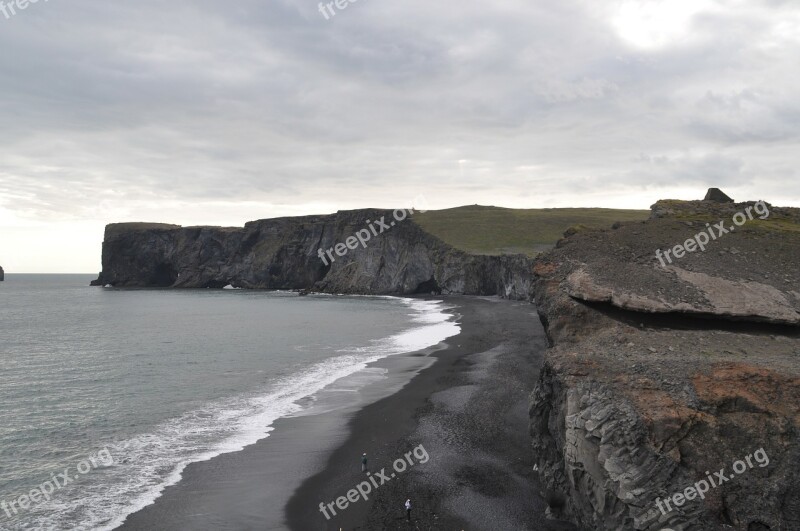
[{"x1": 13, "y1": 297, "x2": 460, "y2": 531}]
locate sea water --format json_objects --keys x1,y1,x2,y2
[{"x1": 0, "y1": 275, "x2": 458, "y2": 530}]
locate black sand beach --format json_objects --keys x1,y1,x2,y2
[
  {"x1": 286, "y1": 296, "x2": 576, "y2": 531},
  {"x1": 117, "y1": 296, "x2": 575, "y2": 531}
]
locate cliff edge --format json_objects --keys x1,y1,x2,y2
[
  {"x1": 530, "y1": 193, "x2": 800, "y2": 530},
  {"x1": 91, "y1": 209, "x2": 533, "y2": 298}
]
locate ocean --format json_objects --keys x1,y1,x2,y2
[{"x1": 0, "y1": 275, "x2": 459, "y2": 530}]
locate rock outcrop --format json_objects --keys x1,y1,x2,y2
[
  {"x1": 704, "y1": 188, "x2": 734, "y2": 203},
  {"x1": 91, "y1": 209, "x2": 534, "y2": 298},
  {"x1": 0, "y1": 265, "x2": 4, "y2": 281},
  {"x1": 530, "y1": 197, "x2": 800, "y2": 530}
]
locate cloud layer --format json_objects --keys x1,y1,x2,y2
[{"x1": 1, "y1": 0, "x2": 798, "y2": 271}]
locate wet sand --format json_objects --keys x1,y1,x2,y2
[
  {"x1": 286, "y1": 297, "x2": 577, "y2": 530},
  {"x1": 116, "y1": 296, "x2": 575, "y2": 531}
]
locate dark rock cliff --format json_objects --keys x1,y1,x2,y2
[
  {"x1": 0, "y1": 265, "x2": 4, "y2": 281},
  {"x1": 91, "y1": 209, "x2": 534, "y2": 298},
  {"x1": 529, "y1": 196, "x2": 800, "y2": 530},
  {"x1": 92, "y1": 197, "x2": 800, "y2": 530}
]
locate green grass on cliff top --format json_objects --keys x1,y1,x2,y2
[{"x1": 412, "y1": 205, "x2": 650, "y2": 256}]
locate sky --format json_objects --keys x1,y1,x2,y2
[{"x1": 0, "y1": 0, "x2": 798, "y2": 272}]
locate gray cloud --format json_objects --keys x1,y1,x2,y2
[{"x1": 0, "y1": 0, "x2": 798, "y2": 270}]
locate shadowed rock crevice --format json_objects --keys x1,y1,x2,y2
[
  {"x1": 576, "y1": 299, "x2": 800, "y2": 337},
  {"x1": 414, "y1": 276, "x2": 441, "y2": 294},
  {"x1": 150, "y1": 262, "x2": 178, "y2": 287}
]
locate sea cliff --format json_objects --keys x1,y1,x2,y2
[
  {"x1": 91, "y1": 209, "x2": 533, "y2": 298},
  {"x1": 529, "y1": 198, "x2": 800, "y2": 530}
]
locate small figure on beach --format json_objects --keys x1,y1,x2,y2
[
  {"x1": 361, "y1": 452, "x2": 368, "y2": 472},
  {"x1": 405, "y1": 499, "x2": 412, "y2": 521}
]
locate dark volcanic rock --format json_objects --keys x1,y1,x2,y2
[
  {"x1": 552, "y1": 200, "x2": 800, "y2": 326},
  {"x1": 0, "y1": 265, "x2": 4, "y2": 281},
  {"x1": 704, "y1": 188, "x2": 734, "y2": 203},
  {"x1": 529, "y1": 199, "x2": 800, "y2": 530},
  {"x1": 91, "y1": 210, "x2": 534, "y2": 298}
]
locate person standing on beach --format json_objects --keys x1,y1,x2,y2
[
  {"x1": 405, "y1": 499, "x2": 412, "y2": 521},
  {"x1": 361, "y1": 453, "x2": 368, "y2": 472}
]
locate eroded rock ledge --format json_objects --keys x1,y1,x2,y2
[
  {"x1": 91, "y1": 209, "x2": 533, "y2": 298},
  {"x1": 530, "y1": 197, "x2": 800, "y2": 530}
]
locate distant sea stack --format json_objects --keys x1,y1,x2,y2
[
  {"x1": 91, "y1": 210, "x2": 533, "y2": 298},
  {"x1": 0, "y1": 265, "x2": 4, "y2": 281}
]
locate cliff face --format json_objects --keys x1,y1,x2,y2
[
  {"x1": 530, "y1": 198, "x2": 800, "y2": 530},
  {"x1": 91, "y1": 210, "x2": 534, "y2": 298}
]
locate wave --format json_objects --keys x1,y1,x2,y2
[{"x1": 12, "y1": 297, "x2": 459, "y2": 531}]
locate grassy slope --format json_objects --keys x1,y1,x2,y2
[
  {"x1": 654, "y1": 200, "x2": 800, "y2": 233},
  {"x1": 412, "y1": 205, "x2": 650, "y2": 256}
]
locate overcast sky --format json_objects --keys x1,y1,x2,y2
[{"x1": 1, "y1": 0, "x2": 798, "y2": 272}]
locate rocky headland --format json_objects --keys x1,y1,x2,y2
[
  {"x1": 530, "y1": 195, "x2": 800, "y2": 530},
  {"x1": 91, "y1": 210, "x2": 532, "y2": 298}
]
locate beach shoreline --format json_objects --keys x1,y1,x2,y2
[
  {"x1": 112, "y1": 295, "x2": 453, "y2": 530},
  {"x1": 115, "y1": 296, "x2": 573, "y2": 531},
  {"x1": 286, "y1": 296, "x2": 577, "y2": 531}
]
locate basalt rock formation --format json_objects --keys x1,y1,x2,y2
[
  {"x1": 530, "y1": 195, "x2": 800, "y2": 530},
  {"x1": 91, "y1": 210, "x2": 534, "y2": 298},
  {"x1": 704, "y1": 188, "x2": 734, "y2": 203}
]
